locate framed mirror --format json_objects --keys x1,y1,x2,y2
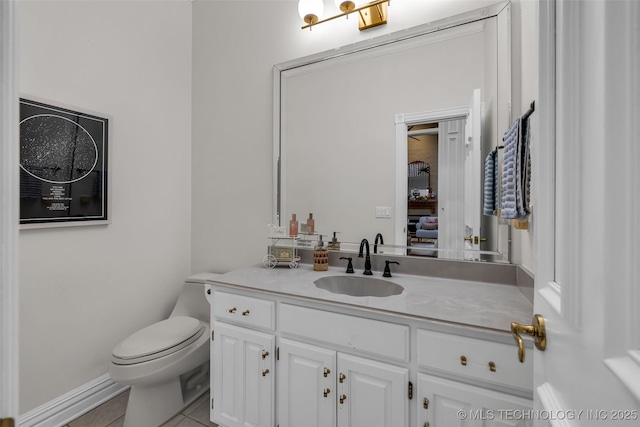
[{"x1": 273, "y1": 2, "x2": 512, "y2": 262}]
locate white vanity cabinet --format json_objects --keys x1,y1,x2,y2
[
  {"x1": 210, "y1": 291, "x2": 276, "y2": 427},
  {"x1": 208, "y1": 278, "x2": 533, "y2": 427},
  {"x1": 278, "y1": 339, "x2": 408, "y2": 427}
]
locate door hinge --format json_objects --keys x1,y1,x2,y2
[
  {"x1": 408, "y1": 381, "x2": 413, "y2": 399},
  {"x1": 276, "y1": 347, "x2": 280, "y2": 361},
  {"x1": 211, "y1": 398, "x2": 214, "y2": 409},
  {"x1": 1, "y1": 419, "x2": 15, "y2": 427}
]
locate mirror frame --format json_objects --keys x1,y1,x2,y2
[{"x1": 273, "y1": 1, "x2": 511, "y2": 261}]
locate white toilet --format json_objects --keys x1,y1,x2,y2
[{"x1": 110, "y1": 273, "x2": 218, "y2": 427}]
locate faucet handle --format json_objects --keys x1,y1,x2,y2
[
  {"x1": 339, "y1": 257, "x2": 354, "y2": 274},
  {"x1": 383, "y1": 260, "x2": 399, "y2": 277}
]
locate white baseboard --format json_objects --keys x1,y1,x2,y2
[{"x1": 18, "y1": 374, "x2": 129, "y2": 427}]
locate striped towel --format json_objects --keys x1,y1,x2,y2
[
  {"x1": 483, "y1": 148, "x2": 498, "y2": 215},
  {"x1": 501, "y1": 116, "x2": 532, "y2": 220},
  {"x1": 501, "y1": 118, "x2": 520, "y2": 219}
]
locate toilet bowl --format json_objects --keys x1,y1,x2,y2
[{"x1": 110, "y1": 273, "x2": 218, "y2": 427}]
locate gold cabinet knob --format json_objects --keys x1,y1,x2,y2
[
  {"x1": 261, "y1": 350, "x2": 269, "y2": 360},
  {"x1": 460, "y1": 355, "x2": 467, "y2": 366},
  {"x1": 227, "y1": 307, "x2": 237, "y2": 313},
  {"x1": 339, "y1": 394, "x2": 347, "y2": 404},
  {"x1": 323, "y1": 367, "x2": 331, "y2": 377},
  {"x1": 262, "y1": 369, "x2": 270, "y2": 377},
  {"x1": 242, "y1": 309, "x2": 250, "y2": 316},
  {"x1": 511, "y1": 314, "x2": 546, "y2": 363},
  {"x1": 339, "y1": 373, "x2": 346, "y2": 383},
  {"x1": 323, "y1": 388, "x2": 331, "y2": 398},
  {"x1": 488, "y1": 361, "x2": 496, "y2": 372}
]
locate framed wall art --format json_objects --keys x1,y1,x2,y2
[{"x1": 19, "y1": 97, "x2": 110, "y2": 227}]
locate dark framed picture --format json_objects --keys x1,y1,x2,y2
[{"x1": 19, "y1": 97, "x2": 110, "y2": 227}]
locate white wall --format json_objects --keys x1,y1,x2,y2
[
  {"x1": 19, "y1": 0, "x2": 192, "y2": 413},
  {"x1": 191, "y1": 0, "x2": 507, "y2": 273}
]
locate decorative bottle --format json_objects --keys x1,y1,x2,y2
[
  {"x1": 307, "y1": 213, "x2": 315, "y2": 234},
  {"x1": 289, "y1": 214, "x2": 298, "y2": 237}
]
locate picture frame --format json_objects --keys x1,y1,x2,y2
[{"x1": 19, "y1": 97, "x2": 110, "y2": 228}]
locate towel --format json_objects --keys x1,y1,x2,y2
[
  {"x1": 501, "y1": 115, "x2": 532, "y2": 220},
  {"x1": 483, "y1": 148, "x2": 498, "y2": 215},
  {"x1": 501, "y1": 118, "x2": 520, "y2": 219}
]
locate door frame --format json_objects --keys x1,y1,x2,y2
[
  {"x1": 0, "y1": 0, "x2": 20, "y2": 421},
  {"x1": 394, "y1": 107, "x2": 468, "y2": 250}
]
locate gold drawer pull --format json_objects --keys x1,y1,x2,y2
[
  {"x1": 489, "y1": 361, "x2": 496, "y2": 372},
  {"x1": 261, "y1": 350, "x2": 269, "y2": 360},
  {"x1": 460, "y1": 355, "x2": 467, "y2": 366},
  {"x1": 262, "y1": 369, "x2": 270, "y2": 377},
  {"x1": 339, "y1": 373, "x2": 346, "y2": 383},
  {"x1": 323, "y1": 388, "x2": 331, "y2": 398},
  {"x1": 227, "y1": 307, "x2": 237, "y2": 313},
  {"x1": 339, "y1": 394, "x2": 347, "y2": 404},
  {"x1": 323, "y1": 367, "x2": 331, "y2": 377},
  {"x1": 242, "y1": 309, "x2": 250, "y2": 316}
]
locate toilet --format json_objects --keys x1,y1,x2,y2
[{"x1": 110, "y1": 273, "x2": 218, "y2": 427}]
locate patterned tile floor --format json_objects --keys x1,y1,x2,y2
[{"x1": 63, "y1": 388, "x2": 218, "y2": 427}]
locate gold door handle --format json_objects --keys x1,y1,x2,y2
[
  {"x1": 464, "y1": 235, "x2": 473, "y2": 242},
  {"x1": 511, "y1": 314, "x2": 546, "y2": 363}
]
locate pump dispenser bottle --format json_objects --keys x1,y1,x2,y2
[
  {"x1": 289, "y1": 214, "x2": 298, "y2": 237},
  {"x1": 313, "y1": 235, "x2": 329, "y2": 271},
  {"x1": 327, "y1": 231, "x2": 341, "y2": 250}
]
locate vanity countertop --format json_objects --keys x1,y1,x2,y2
[{"x1": 208, "y1": 264, "x2": 533, "y2": 333}]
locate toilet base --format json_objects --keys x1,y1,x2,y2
[{"x1": 123, "y1": 378, "x2": 209, "y2": 427}]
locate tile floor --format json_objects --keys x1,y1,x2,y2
[{"x1": 63, "y1": 388, "x2": 218, "y2": 427}]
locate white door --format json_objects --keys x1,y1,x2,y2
[
  {"x1": 212, "y1": 322, "x2": 275, "y2": 427},
  {"x1": 278, "y1": 339, "x2": 336, "y2": 427},
  {"x1": 417, "y1": 373, "x2": 533, "y2": 427},
  {"x1": 463, "y1": 89, "x2": 482, "y2": 251},
  {"x1": 530, "y1": 1, "x2": 640, "y2": 424},
  {"x1": 336, "y1": 353, "x2": 408, "y2": 427},
  {"x1": 0, "y1": 0, "x2": 19, "y2": 424}
]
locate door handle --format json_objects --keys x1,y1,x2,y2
[{"x1": 511, "y1": 314, "x2": 546, "y2": 363}]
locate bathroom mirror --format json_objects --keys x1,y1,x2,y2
[{"x1": 274, "y1": 2, "x2": 512, "y2": 262}]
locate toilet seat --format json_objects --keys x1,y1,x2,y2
[{"x1": 112, "y1": 316, "x2": 205, "y2": 365}]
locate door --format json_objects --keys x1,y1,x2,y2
[
  {"x1": 278, "y1": 339, "x2": 336, "y2": 427},
  {"x1": 463, "y1": 89, "x2": 482, "y2": 251},
  {"x1": 212, "y1": 322, "x2": 275, "y2": 427},
  {"x1": 337, "y1": 353, "x2": 408, "y2": 427},
  {"x1": 530, "y1": 0, "x2": 640, "y2": 424},
  {"x1": 417, "y1": 373, "x2": 533, "y2": 427}
]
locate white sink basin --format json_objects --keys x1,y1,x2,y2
[{"x1": 314, "y1": 276, "x2": 404, "y2": 297}]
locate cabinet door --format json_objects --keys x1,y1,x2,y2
[
  {"x1": 337, "y1": 353, "x2": 408, "y2": 427},
  {"x1": 212, "y1": 321, "x2": 275, "y2": 427},
  {"x1": 417, "y1": 373, "x2": 533, "y2": 427},
  {"x1": 278, "y1": 338, "x2": 336, "y2": 427}
]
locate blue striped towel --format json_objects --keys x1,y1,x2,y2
[
  {"x1": 483, "y1": 148, "x2": 498, "y2": 215},
  {"x1": 501, "y1": 116, "x2": 532, "y2": 219},
  {"x1": 501, "y1": 118, "x2": 520, "y2": 219}
]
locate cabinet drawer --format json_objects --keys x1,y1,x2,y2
[
  {"x1": 213, "y1": 290, "x2": 275, "y2": 330},
  {"x1": 280, "y1": 304, "x2": 409, "y2": 362},
  {"x1": 417, "y1": 329, "x2": 532, "y2": 391}
]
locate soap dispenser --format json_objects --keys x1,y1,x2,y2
[
  {"x1": 313, "y1": 235, "x2": 329, "y2": 271},
  {"x1": 289, "y1": 214, "x2": 298, "y2": 237},
  {"x1": 327, "y1": 231, "x2": 341, "y2": 250}
]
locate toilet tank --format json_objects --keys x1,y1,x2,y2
[{"x1": 170, "y1": 273, "x2": 219, "y2": 322}]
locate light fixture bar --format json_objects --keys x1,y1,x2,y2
[{"x1": 301, "y1": 0, "x2": 389, "y2": 31}]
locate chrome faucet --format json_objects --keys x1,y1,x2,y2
[
  {"x1": 358, "y1": 239, "x2": 373, "y2": 275},
  {"x1": 373, "y1": 233, "x2": 384, "y2": 254}
]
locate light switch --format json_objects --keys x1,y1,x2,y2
[{"x1": 375, "y1": 206, "x2": 392, "y2": 218}]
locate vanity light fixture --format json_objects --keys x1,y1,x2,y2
[{"x1": 299, "y1": 0, "x2": 389, "y2": 31}]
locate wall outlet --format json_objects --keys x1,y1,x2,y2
[{"x1": 375, "y1": 207, "x2": 392, "y2": 218}]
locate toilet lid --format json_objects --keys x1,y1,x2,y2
[{"x1": 112, "y1": 316, "x2": 205, "y2": 364}]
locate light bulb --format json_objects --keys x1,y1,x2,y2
[{"x1": 298, "y1": 0, "x2": 324, "y2": 25}]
